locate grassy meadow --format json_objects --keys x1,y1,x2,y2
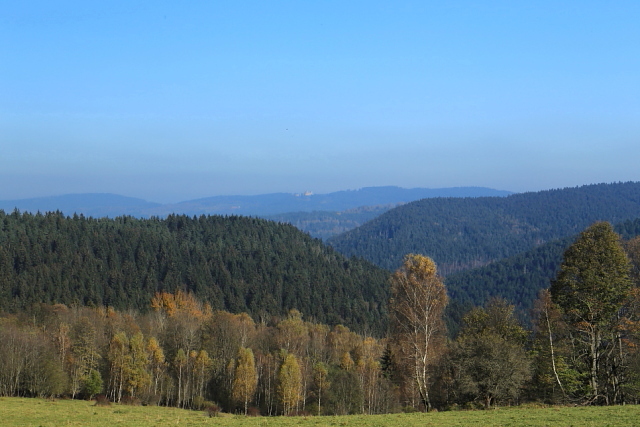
[{"x1": 1, "y1": 398, "x2": 639, "y2": 427}]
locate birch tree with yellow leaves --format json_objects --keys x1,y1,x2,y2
[
  {"x1": 232, "y1": 347, "x2": 257, "y2": 414},
  {"x1": 390, "y1": 254, "x2": 448, "y2": 412}
]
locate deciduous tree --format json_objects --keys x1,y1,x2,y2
[
  {"x1": 453, "y1": 298, "x2": 531, "y2": 409},
  {"x1": 232, "y1": 347, "x2": 257, "y2": 414},
  {"x1": 278, "y1": 353, "x2": 302, "y2": 415},
  {"x1": 389, "y1": 254, "x2": 448, "y2": 411},
  {"x1": 551, "y1": 222, "x2": 632, "y2": 403},
  {"x1": 312, "y1": 362, "x2": 330, "y2": 415}
]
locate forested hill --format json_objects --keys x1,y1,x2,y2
[
  {"x1": 328, "y1": 182, "x2": 640, "y2": 274},
  {"x1": 445, "y1": 218, "x2": 640, "y2": 323},
  {"x1": 0, "y1": 210, "x2": 390, "y2": 334}
]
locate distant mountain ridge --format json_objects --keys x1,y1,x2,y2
[
  {"x1": 0, "y1": 186, "x2": 512, "y2": 218},
  {"x1": 0, "y1": 193, "x2": 162, "y2": 218},
  {"x1": 328, "y1": 182, "x2": 640, "y2": 274}
]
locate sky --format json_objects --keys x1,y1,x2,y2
[{"x1": 2, "y1": 1, "x2": 639, "y2": 203}]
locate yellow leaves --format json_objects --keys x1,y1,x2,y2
[
  {"x1": 393, "y1": 253, "x2": 438, "y2": 285},
  {"x1": 276, "y1": 310, "x2": 309, "y2": 356},
  {"x1": 232, "y1": 347, "x2": 257, "y2": 413},
  {"x1": 340, "y1": 351, "x2": 355, "y2": 371},
  {"x1": 390, "y1": 253, "x2": 449, "y2": 410},
  {"x1": 150, "y1": 290, "x2": 212, "y2": 320},
  {"x1": 278, "y1": 353, "x2": 302, "y2": 415},
  {"x1": 151, "y1": 292, "x2": 177, "y2": 316},
  {"x1": 146, "y1": 337, "x2": 165, "y2": 365}
]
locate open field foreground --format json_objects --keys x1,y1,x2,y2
[{"x1": 1, "y1": 398, "x2": 639, "y2": 427}]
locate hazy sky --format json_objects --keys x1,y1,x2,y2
[{"x1": 2, "y1": 1, "x2": 639, "y2": 203}]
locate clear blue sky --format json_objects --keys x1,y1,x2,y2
[{"x1": 2, "y1": 1, "x2": 639, "y2": 203}]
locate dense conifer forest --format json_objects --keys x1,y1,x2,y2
[
  {"x1": 0, "y1": 210, "x2": 390, "y2": 335},
  {"x1": 446, "y1": 218, "x2": 640, "y2": 321},
  {"x1": 329, "y1": 182, "x2": 640, "y2": 274}
]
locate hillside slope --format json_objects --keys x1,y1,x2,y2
[
  {"x1": 445, "y1": 217, "x2": 640, "y2": 323},
  {"x1": 329, "y1": 182, "x2": 640, "y2": 274},
  {"x1": 0, "y1": 210, "x2": 390, "y2": 334}
]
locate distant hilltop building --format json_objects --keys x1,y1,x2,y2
[{"x1": 294, "y1": 191, "x2": 314, "y2": 197}]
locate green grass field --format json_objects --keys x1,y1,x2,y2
[{"x1": 1, "y1": 398, "x2": 639, "y2": 427}]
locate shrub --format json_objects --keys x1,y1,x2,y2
[
  {"x1": 205, "y1": 403, "x2": 221, "y2": 418},
  {"x1": 94, "y1": 395, "x2": 111, "y2": 407}
]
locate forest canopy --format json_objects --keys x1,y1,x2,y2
[{"x1": 0, "y1": 210, "x2": 390, "y2": 335}]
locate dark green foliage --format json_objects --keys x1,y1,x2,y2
[
  {"x1": 329, "y1": 182, "x2": 640, "y2": 274},
  {"x1": 452, "y1": 299, "x2": 531, "y2": 408},
  {"x1": 83, "y1": 369, "x2": 103, "y2": 399},
  {"x1": 445, "y1": 219, "x2": 640, "y2": 326},
  {"x1": 325, "y1": 367, "x2": 363, "y2": 415},
  {"x1": 0, "y1": 210, "x2": 390, "y2": 334},
  {"x1": 549, "y1": 222, "x2": 633, "y2": 403},
  {"x1": 445, "y1": 237, "x2": 572, "y2": 322}
]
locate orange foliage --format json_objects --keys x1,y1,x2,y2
[{"x1": 150, "y1": 290, "x2": 212, "y2": 319}]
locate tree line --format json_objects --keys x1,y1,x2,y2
[
  {"x1": 2, "y1": 221, "x2": 640, "y2": 413},
  {"x1": 0, "y1": 293, "x2": 397, "y2": 415}
]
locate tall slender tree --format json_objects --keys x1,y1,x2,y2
[
  {"x1": 389, "y1": 254, "x2": 448, "y2": 411},
  {"x1": 312, "y1": 362, "x2": 330, "y2": 415},
  {"x1": 232, "y1": 347, "x2": 257, "y2": 414},
  {"x1": 278, "y1": 353, "x2": 302, "y2": 415}
]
